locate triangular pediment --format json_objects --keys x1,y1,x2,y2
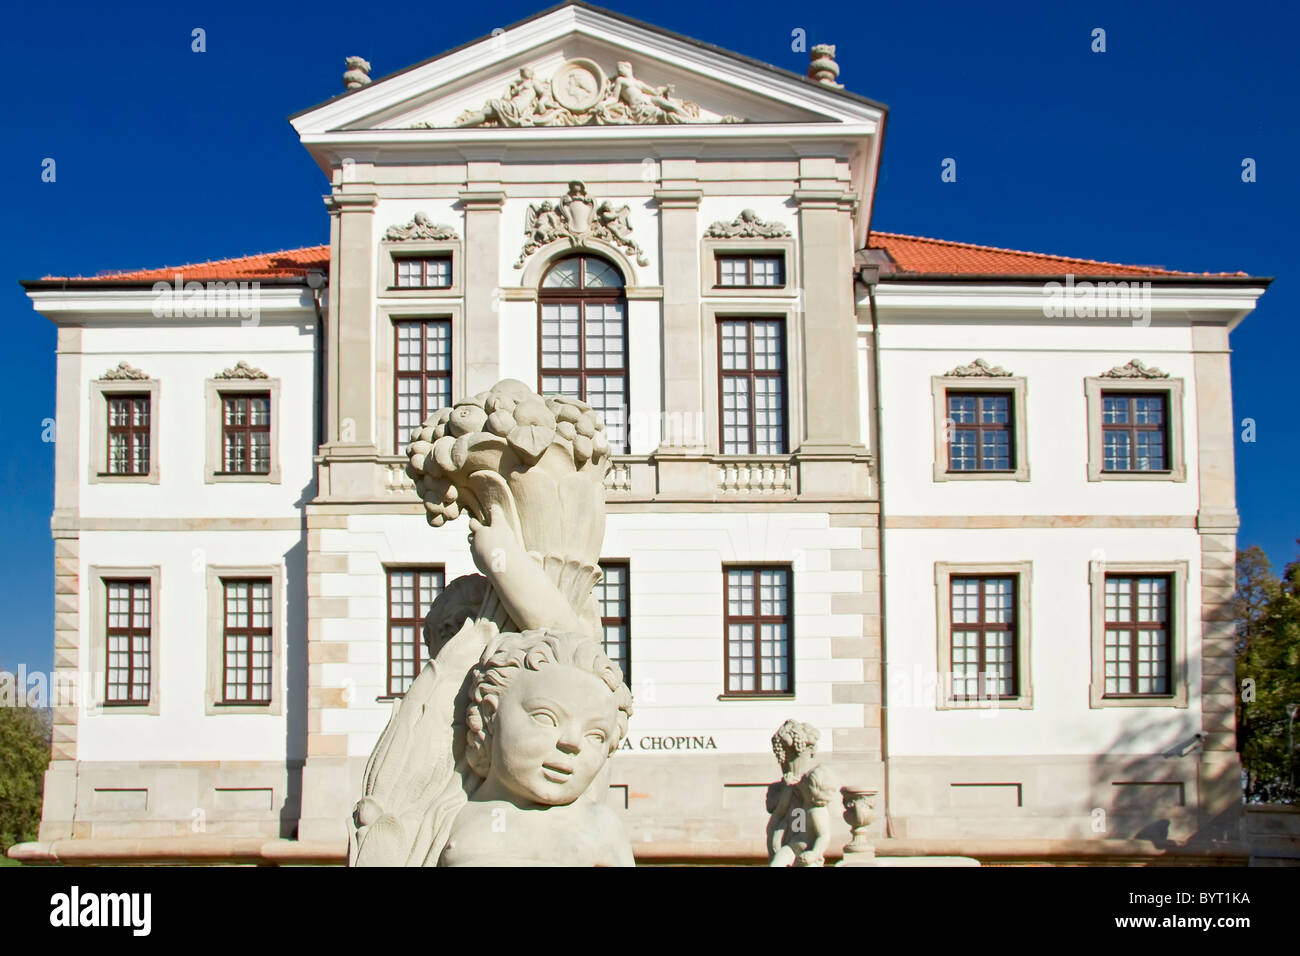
[{"x1": 290, "y1": 3, "x2": 885, "y2": 137}]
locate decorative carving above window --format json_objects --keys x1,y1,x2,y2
[
  {"x1": 98, "y1": 361, "x2": 150, "y2": 381},
  {"x1": 215, "y1": 360, "x2": 269, "y2": 380},
  {"x1": 515, "y1": 180, "x2": 648, "y2": 269},
  {"x1": 383, "y1": 213, "x2": 459, "y2": 242},
  {"x1": 944, "y1": 358, "x2": 1013, "y2": 378},
  {"x1": 426, "y1": 60, "x2": 743, "y2": 129},
  {"x1": 1100, "y1": 358, "x2": 1170, "y2": 379},
  {"x1": 704, "y1": 210, "x2": 791, "y2": 239}
]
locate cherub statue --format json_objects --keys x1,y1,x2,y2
[
  {"x1": 440, "y1": 629, "x2": 634, "y2": 866},
  {"x1": 349, "y1": 380, "x2": 631, "y2": 867},
  {"x1": 596, "y1": 201, "x2": 645, "y2": 263},
  {"x1": 765, "y1": 719, "x2": 837, "y2": 866}
]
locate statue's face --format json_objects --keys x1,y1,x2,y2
[{"x1": 488, "y1": 665, "x2": 618, "y2": 806}]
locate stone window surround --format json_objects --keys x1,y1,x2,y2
[
  {"x1": 1084, "y1": 376, "x2": 1186, "y2": 482},
  {"x1": 700, "y1": 236, "x2": 800, "y2": 300},
  {"x1": 375, "y1": 302, "x2": 465, "y2": 456},
  {"x1": 701, "y1": 304, "x2": 805, "y2": 457},
  {"x1": 88, "y1": 378, "x2": 161, "y2": 484},
  {"x1": 930, "y1": 374, "x2": 1030, "y2": 482},
  {"x1": 933, "y1": 561, "x2": 1034, "y2": 710},
  {"x1": 204, "y1": 375, "x2": 282, "y2": 484},
  {"x1": 87, "y1": 565, "x2": 162, "y2": 716},
  {"x1": 376, "y1": 237, "x2": 464, "y2": 299},
  {"x1": 1088, "y1": 559, "x2": 1189, "y2": 709},
  {"x1": 204, "y1": 563, "x2": 285, "y2": 716}
]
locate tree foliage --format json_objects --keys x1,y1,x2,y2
[
  {"x1": 1235, "y1": 544, "x2": 1300, "y2": 803},
  {"x1": 0, "y1": 678, "x2": 51, "y2": 853}
]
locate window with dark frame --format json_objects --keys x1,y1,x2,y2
[
  {"x1": 221, "y1": 578, "x2": 273, "y2": 705},
  {"x1": 946, "y1": 390, "x2": 1013, "y2": 471},
  {"x1": 538, "y1": 255, "x2": 628, "y2": 453},
  {"x1": 104, "y1": 579, "x2": 151, "y2": 705},
  {"x1": 1101, "y1": 391, "x2": 1168, "y2": 472},
  {"x1": 1103, "y1": 573, "x2": 1172, "y2": 696},
  {"x1": 394, "y1": 256, "x2": 452, "y2": 289},
  {"x1": 718, "y1": 318, "x2": 786, "y2": 455},
  {"x1": 716, "y1": 254, "x2": 785, "y2": 288},
  {"x1": 220, "y1": 392, "x2": 271, "y2": 474},
  {"x1": 949, "y1": 575, "x2": 1018, "y2": 700},
  {"x1": 386, "y1": 568, "x2": 444, "y2": 697},
  {"x1": 724, "y1": 566, "x2": 792, "y2": 695},
  {"x1": 597, "y1": 561, "x2": 630, "y2": 685},
  {"x1": 395, "y1": 320, "x2": 452, "y2": 450},
  {"x1": 106, "y1": 394, "x2": 150, "y2": 475}
]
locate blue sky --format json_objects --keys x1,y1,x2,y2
[{"x1": 2, "y1": 0, "x2": 1297, "y2": 674}]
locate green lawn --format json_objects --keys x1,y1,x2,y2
[{"x1": 0, "y1": 855, "x2": 23, "y2": 867}]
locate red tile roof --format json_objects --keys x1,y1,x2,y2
[
  {"x1": 867, "y1": 231, "x2": 1249, "y2": 278},
  {"x1": 41, "y1": 245, "x2": 331, "y2": 282},
  {"x1": 35, "y1": 233, "x2": 1250, "y2": 284}
]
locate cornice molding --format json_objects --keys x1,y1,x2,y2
[
  {"x1": 98, "y1": 361, "x2": 150, "y2": 381},
  {"x1": 943, "y1": 358, "x2": 1013, "y2": 378},
  {"x1": 382, "y1": 214, "x2": 459, "y2": 241},
  {"x1": 1099, "y1": 358, "x2": 1170, "y2": 379},
  {"x1": 703, "y1": 209, "x2": 791, "y2": 238},
  {"x1": 214, "y1": 360, "x2": 270, "y2": 381}
]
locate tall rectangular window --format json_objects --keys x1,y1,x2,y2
[
  {"x1": 724, "y1": 566, "x2": 792, "y2": 695},
  {"x1": 597, "y1": 562, "x2": 630, "y2": 685},
  {"x1": 386, "y1": 568, "x2": 444, "y2": 697},
  {"x1": 719, "y1": 319, "x2": 786, "y2": 454},
  {"x1": 221, "y1": 392, "x2": 271, "y2": 474},
  {"x1": 949, "y1": 576, "x2": 1018, "y2": 700},
  {"x1": 540, "y1": 302, "x2": 627, "y2": 451},
  {"x1": 395, "y1": 320, "x2": 452, "y2": 450},
  {"x1": 717, "y1": 254, "x2": 785, "y2": 288},
  {"x1": 107, "y1": 394, "x2": 151, "y2": 475},
  {"x1": 222, "y1": 579, "x2": 273, "y2": 704},
  {"x1": 105, "y1": 579, "x2": 151, "y2": 705},
  {"x1": 1101, "y1": 392, "x2": 1168, "y2": 472},
  {"x1": 946, "y1": 391, "x2": 1013, "y2": 472},
  {"x1": 1103, "y1": 574, "x2": 1171, "y2": 696},
  {"x1": 395, "y1": 256, "x2": 452, "y2": 289}
]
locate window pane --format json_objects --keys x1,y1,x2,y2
[
  {"x1": 387, "y1": 568, "x2": 444, "y2": 695},
  {"x1": 542, "y1": 259, "x2": 581, "y2": 288},
  {"x1": 750, "y1": 256, "x2": 784, "y2": 286},
  {"x1": 424, "y1": 258, "x2": 451, "y2": 287},
  {"x1": 719, "y1": 257, "x2": 746, "y2": 286},
  {"x1": 583, "y1": 257, "x2": 622, "y2": 289}
]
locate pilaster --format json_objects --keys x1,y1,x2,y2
[
  {"x1": 792, "y1": 187, "x2": 871, "y2": 497},
  {"x1": 654, "y1": 184, "x2": 704, "y2": 454},
  {"x1": 459, "y1": 188, "x2": 507, "y2": 396}
]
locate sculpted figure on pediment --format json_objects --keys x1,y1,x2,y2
[{"x1": 446, "y1": 58, "x2": 741, "y2": 128}]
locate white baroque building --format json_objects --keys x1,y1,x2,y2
[{"x1": 16, "y1": 2, "x2": 1269, "y2": 864}]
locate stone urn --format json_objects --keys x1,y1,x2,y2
[{"x1": 838, "y1": 786, "x2": 878, "y2": 866}]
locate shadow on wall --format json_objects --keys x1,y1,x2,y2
[
  {"x1": 279, "y1": 479, "x2": 315, "y2": 838},
  {"x1": 1088, "y1": 710, "x2": 1239, "y2": 850}
]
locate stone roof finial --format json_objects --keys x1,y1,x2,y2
[
  {"x1": 808, "y1": 44, "x2": 842, "y2": 88},
  {"x1": 343, "y1": 56, "x2": 372, "y2": 91}
]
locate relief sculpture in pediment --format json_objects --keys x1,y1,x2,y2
[{"x1": 444, "y1": 59, "x2": 742, "y2": 128}]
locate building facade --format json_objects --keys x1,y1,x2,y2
[{"x1": 16, "y1": 2, "x2": 1268, "y2": 863}]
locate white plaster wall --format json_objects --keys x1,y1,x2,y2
[
  {"x1": 884, "y1": 526, "x2": 1203, "y2": 757},
  {"x1": 78, "y1": 319, "x2": 317, "y2": 519},
  {"x1": 76, "y1": 529, "x2": 305, "y2": 763},
  {"x1": 870, "y1": 317, "x2": 1201, "y2": 516},
  {"x1": 319, "y1": 510, "x2": 869, "y2": 758}
]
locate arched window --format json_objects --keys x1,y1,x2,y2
[{"x1": 538, "y1": 254, "x2": 628, "y2": 452}]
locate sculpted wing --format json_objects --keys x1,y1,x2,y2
[{"x1": 349, "y1": 618, "x2": 496, "y2": 866}]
